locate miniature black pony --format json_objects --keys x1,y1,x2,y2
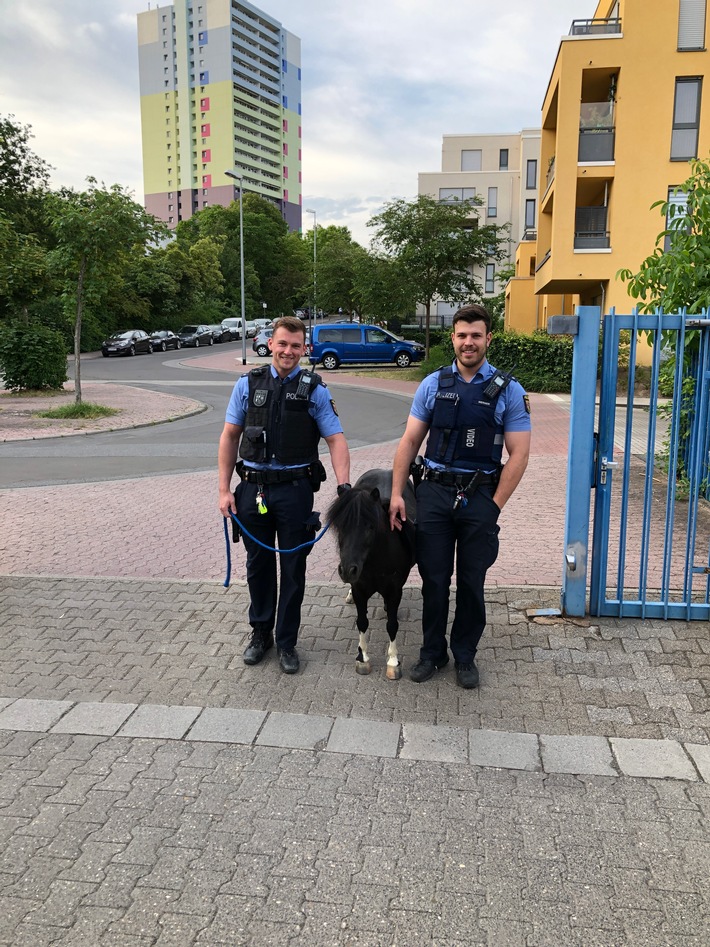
[{"x1": 327, "y1": 468, "x2": 416, "y2": 679}]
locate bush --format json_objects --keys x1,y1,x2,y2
[
  {"x1": 489, "y1": 330, "x2": 574, "y2": 393},
  {"x1": 0, "y1": 322, "x2": 68, "y2": 391}
]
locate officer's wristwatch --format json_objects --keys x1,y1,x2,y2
[{"x1": 337, "y1": 483, "x2": 352, "y2": 496}]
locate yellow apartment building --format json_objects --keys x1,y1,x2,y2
[{"x1": 506, "y1": 0, "x2": 710, "y2": 337}]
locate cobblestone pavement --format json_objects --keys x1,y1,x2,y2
[{"x1": 2, "y1": 355, "x2": 710, "y2": 945}]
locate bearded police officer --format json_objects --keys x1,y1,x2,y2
[
  {"x1": 218, "y1": 316, "x2": 351, "y2": 674},
  {"x1": 389, "y1": 304, "x2": 531, "y2": 689}
]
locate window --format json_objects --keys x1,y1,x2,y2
[
  {"x1": 664, "y1": 186, "x2": 690, "y2": 250},
  {"x1": 678, "y1": 0, "x2": 707, "y2": 49},
  {"x1": 283, "y1": 143, "x2": 288, "y2": 155},
  {"x1": 671, "y1": 77, "x2": 702, "y2": 159},
  {"x1": 461, "y1": 149, "x2": 482, "y2": 171},
  {"x1": 200, "y1": 123, "x2": 210, "y2": 135},
  {"x1": 487, "y1": 187, "x2": 497, "y2": 217},
  {"x1": 526, "y1": 159, "x2": 538, "y2": 190},
  {"x1": 200, "y1": 97, "x2": 210, "y2": 110},
  {"x1": 439, "y1": 187, "x2": 476, "y2": 202},
  {"x1": 499, "y1": 148, "x2": 509, "y2": 170},
  {"x1": 485, "y1": 264, "x2": 495, "y2": 294},
  {"x1": 202, "y1": 174, "x2": 211, "y2": 186},
  {"x1": 283, "y1": 118, "x2": 288, "y2": 132},
  {"x1": 201, "y1": 149, "x2": 211, "y2": 161},
  {"x1": 525, "y1": 199, "x2": 536, "y2": 229},
  {"x1": 282, "y1": 95, "x2": 288, "y2": 108},
  {"x1": 283, "y1": 166, "x2": 288, "y2": 178}
]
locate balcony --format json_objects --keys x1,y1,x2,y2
[
  {"x1": 546, "y1": 155, "x2": 556, "y2": 190},
  {"x1": 574, "y1": 206, "x2": 610, "y2": 249},
  {"x1": 569, "y1": 18, "x2": 621, "y2": 35},
  {"x1": 578, "y1": 102, "x2": 615, "y2": 162}
]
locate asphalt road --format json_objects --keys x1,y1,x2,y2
[{"x1": 0, "y1": 345, "x2": 414, "y2": 488}]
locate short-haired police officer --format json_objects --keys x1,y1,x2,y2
[
  {"x1": 218, "y1": 316, "x2": 351, "y2": 674},
  {"x1": 389, "y1": 304, "x2": 531, "y2": 689}
]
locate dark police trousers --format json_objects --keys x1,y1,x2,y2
[
  {"x1": 415, "y1": 479, "x2": 500, "y2": 664},
  {"x1": 235, "y1": 478, "x2": 315, "y2": 651}
]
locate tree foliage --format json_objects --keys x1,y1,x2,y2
[
  {"x1": 0, "y1": 114, "x2": 52, "y2": 236},
  {"x1": 618, "y1": 158, "x2": 710, "y2": 313},
  {"x1": 368, "y1": 195, "x2": 508, "y2": 354},
  {"x1": 48, "y1": 179, "x2": 166, "y2": 402}
]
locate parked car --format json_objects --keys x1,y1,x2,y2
[
  {"x1": 150, "y1": 330, "x2": 181, "y2": 352},
  {"x1": 253, "y1": 318, "x2": 272, "y2": 331},
  {"x1": 208, "y1": 324, "x2": 231, "y2": 343},
  {"x1": 221, "y1": 317, "x2": 257, "y2": 340},
  {"x1": 252, "y1": 327, "x2": 309, "y2": 357},
  {"x1": 177, "y1": 324, "x2": 214, "y2": 347},
  {"x1": 252, "y1": 328, "x2": 273, "y2": 356},
  {"x1": 308, "y1": 323, "x2": 424, "y2": 370},
  {"x1": 101, "y1": 330, "x2": 153, "y2": 357}
]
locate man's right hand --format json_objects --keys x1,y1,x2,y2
[
  {"x1": 389, "y1": 495, "x2": 406, "y2": 531},
  {"x1": 219, "y1": 489, "x2": 237, "y2": 519}
]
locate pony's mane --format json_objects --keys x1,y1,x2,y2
[{"x1": 327, "y1": 487, "x2": 386, "y2": 541}]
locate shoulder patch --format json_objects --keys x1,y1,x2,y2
[
  {"x1": 523, "y1": 394, "x2": 531, "y2": 415},
  {"x1": 330, "y1": 398, "x2": 339, "y2": 417}
]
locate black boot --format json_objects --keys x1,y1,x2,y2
[{"x1": 243, "y1": 628, "x2": 274, "y2": 665}]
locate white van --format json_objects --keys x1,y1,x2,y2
[{"x1": 221, "y1": 317, "x2": 257, "y2": 340}]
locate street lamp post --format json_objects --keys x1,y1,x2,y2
[
  {"x1": 305, "y1": 208, "x2": 317, "y2": 345},
  {"x1": 224, "y1": 170, "x2": 247, "y2": 366}
]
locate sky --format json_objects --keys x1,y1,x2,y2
[{"x1": 0, "y1": 0, "x2": 598, "y2": 246}]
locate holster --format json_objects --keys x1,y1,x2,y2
[
  {"x1": 409, "y1": 455, "x2": 425, "y2": 489},
  {"x1": 309, "y1": 459, "x2": 327, "y2": 492}
]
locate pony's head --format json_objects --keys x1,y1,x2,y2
[{"x1": 327, "y1": 486, "x2": 388, "y2": 585}]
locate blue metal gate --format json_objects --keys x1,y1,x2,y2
[{"x1": 556, "y1": 306, "x2": 710, "y2": 619}]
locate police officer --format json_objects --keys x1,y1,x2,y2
[
  {"x1": 389, "y1": 304, "x2": 531, "y2": 688},
  {"x1": 218, "y1": 316, "x2": 351, "y2": 674}
]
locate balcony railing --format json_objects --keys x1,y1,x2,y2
[
  {"x1": 579, "y1": 128, "x2": 615, "y2": 161},
  {"x1": 575, "y1": 206, "x2": 610, "y2": 249},
  {"x1": 570, "y1": 18, "x2": 621, "y2": 35},
  {"x1": 578, "y1": 102, "x2": 615, "y2": 161},
  {"x1": 546, "y1": 156, "x2": 556, "y2": 189},
  {"x1": 521, "y1": 227, "x2": 537, "y2": 242}
]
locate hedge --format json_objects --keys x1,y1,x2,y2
[{"x1": 0, "y1": 322, "x2": 68, "y2": 391}]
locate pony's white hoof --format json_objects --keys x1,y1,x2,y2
[
  {"x1": 345, "y1": 589, "x2": 354, "y2": 604},
  {"x1": 386, "y1": 663, "x2": 402, "y2": 681},
  {"x1": 356, "y1": 659, "x2": 372, "y2": 675}
]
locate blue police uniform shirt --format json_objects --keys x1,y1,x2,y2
[
  {"x1": 225, "y1": 365, "x2": 343, "y2": 470},
  {"x1": 410, "y1": 359, "x2": 531, "y2": 473}
]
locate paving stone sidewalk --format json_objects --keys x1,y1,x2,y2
[{"x1": 1, "y1": 575, "x2": 710, "y2": 946}]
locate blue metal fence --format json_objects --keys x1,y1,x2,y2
[{"x1": 558, "y1": 306, "x2": 710, "y2": 620}]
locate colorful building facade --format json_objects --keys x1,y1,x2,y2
[
  {"x1": 137, "y1": 0, "x2": 301, "y2": 231},
  {"x1": 506, "y1": 0, "x2": 709, "y2": 334},
  {"x1": 418, "y1": 130, "x2": 541, "y2": 320}
]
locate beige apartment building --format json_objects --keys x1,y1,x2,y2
[{"x1": 418, "y1": 130, "x2": 541, "y2": 321}]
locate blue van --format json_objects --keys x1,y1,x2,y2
[{"x1": 308, "y1": 323, "x2": 424, "y2": 370}]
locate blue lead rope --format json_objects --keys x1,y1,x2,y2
[{"x1": 222, "y1": 511, "x2": 331, "y2": 588}]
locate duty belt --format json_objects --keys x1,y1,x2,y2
[
  {"x1": 240, "y1": 466, "x2": 311, "y2": 485},
  {"x1": 423, "y1": 468, "x2": 498, "y2": 488}
]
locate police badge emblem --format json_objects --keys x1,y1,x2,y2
[{"x1": 253, "y1": 390, "x2": 268, "y2": 407}]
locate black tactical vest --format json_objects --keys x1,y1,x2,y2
[
  {"x1": 425, "y1": 366, "x2": 505, "y2": 470},
  {"x1": 239, "y1": 366, "x2": 323, "y2": 465}
]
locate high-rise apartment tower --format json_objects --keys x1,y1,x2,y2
[{"x1": 137, "y1": 0, "x2": 302, "y2": 230}]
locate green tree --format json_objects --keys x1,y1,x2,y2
[
  {"x1": 176, "y1": 193, "x2": 308, "y2": 318},
  {"x1": 0, "y1": 212, "x2": 50, "y2": 320},
  {"x1": 304, "y1": 225, "x2": 368, "y2": 317},
  {"x1": 352, "y1": 251, "x2": 416, "y2": 323},
  {"x1": 48, "y1": 179, "x2": 166, "y2": 403},
  {"x1": 368, "y1": 195, "x2": 508, "y2": 355},
  {"x1": 0, "y1": 114, "x2": 52, "y2": 237},
  {"x1": 618, "y1": 158, "x2": 710, "y2": 313}
]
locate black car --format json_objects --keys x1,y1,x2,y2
[
  {"x1": 208, "y1": 324, "x2": 231, "y2": 343},
  {"x1": 177, "y1": 324, "x2": 214, "y2": 348},
  {"x1": 102, "y1": 330, "x2": 153, "y2": 357},
  {"x1": 150, "y1": 330, "x2": 181, "y2": 352}
]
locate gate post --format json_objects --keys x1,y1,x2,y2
[{"x1": 548, "y1": 305, "x2": 601, "y2": 616}]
